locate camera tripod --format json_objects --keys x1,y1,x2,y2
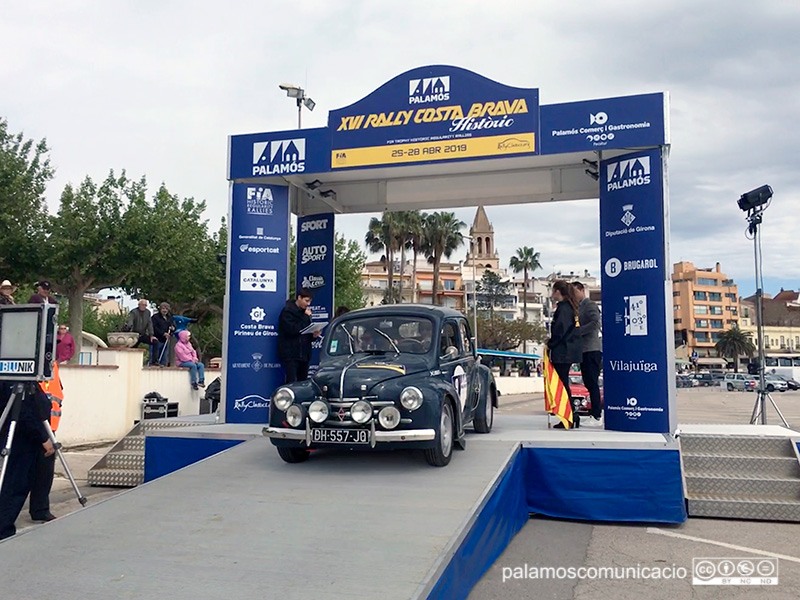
[{"x1": 0, "y1": 381, "x2": 87, "y2": 506}]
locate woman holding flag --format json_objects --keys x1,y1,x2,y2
[{"x1": 546, "y1": 280, "x2": 583, "y2": 429}]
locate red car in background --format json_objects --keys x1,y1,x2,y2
[{"x1": 568, "y1": 373, "x2": 603, "y2": 415}]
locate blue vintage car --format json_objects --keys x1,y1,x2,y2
[{"x1": 262, "y1": 305, "x2": 497, "y2": 466}]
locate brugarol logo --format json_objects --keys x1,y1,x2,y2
[
  {"x1": 252, "y1": 139, "x2": 306, "y2": 176},
  {"x1": 408, "y1": 76, "x2": 450, "y2": 104},
  {"x1": 607, "y1": 156, "x2": 651, "y2": 191},
  {"x1": 246, "y1": 187, "x2": 273, "y2": 215}
]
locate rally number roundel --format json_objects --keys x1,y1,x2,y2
[{"x1": 452, "y1": 365, "x2": 468, "y2": 414}]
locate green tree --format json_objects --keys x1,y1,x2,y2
[
  {"x1": 421, "y1": 211, "x2": 464, "y2": 305},
  {"x1": 0, "y1": 118, "x2": 53, "y2": 283},
  {"x1": 334, "y1": 233, "x2": 367, "y2": 311},
  {"x1": 405, "y1": 210, "x2": 424, "y2": 303},
  {"x1": 365, "y1": 213, "x2": 400, "y2": 302},
  {"x1": 509, "y1": 246, "x2": 542, "y2": 322},
  {"x1": 391, "y1": 211, "x2": 420, "y2": 302},
  {"x1": 477, "y1": 316, "x2": 547, "y2": 351},
  {"x1": 475, "y1": 270, "x2": 513, "y2": 320},
  {"x1": 45, "y1": 171, "x2": 152, "y2": 360},
  {"x1": 715, "y1": 326, "x2": 756, "y2": 373}
]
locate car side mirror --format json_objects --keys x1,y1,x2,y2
[{"x1": 442, "y1": 345, "x2": 459, "y2": 361}]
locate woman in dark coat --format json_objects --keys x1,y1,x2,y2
[{"x1": 547, "y1": 280, "x2": 583, "y2": 428}]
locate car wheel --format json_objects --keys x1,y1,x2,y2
[
  {"x1": 767, "y1": 384, "x2": 775, "y2": 393},
  {"x1": 277, "y1": 446, "x2": 310, "y2": 464},
  {"x1": 727, "y1": 383, "x2": 734, "y2": 391},
  {"x1": 425, "y1": 400, "x2": 454, "y2": 467},
  {"x1": 473, "y1": 387, "x2": 494, "y2": 434}
]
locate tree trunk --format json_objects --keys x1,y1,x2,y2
[
  {"x1": 411, "y1": 247, "x2": 418, "y2": 303},
  {"x1": 522, "y1": 266, "x2": 528, "y2": 322},
  {"x1": 432, "y1": 251, "x2": 441, "y2": 305},
  {"x1": 67, "y1": 288, "x2": 86, "y2": 365},
  {"x1": 386, "y1": 246, "x2": 394, "y2": 302},
  {"x1": 398, "y1": 242, "x2": 406, "y2": 303}
]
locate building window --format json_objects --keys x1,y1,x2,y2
[
  {"x1": 711, "y1": 320, "x2": 723, "y2": 329},
  {"x1": 419, "y1": 280, "x2": 432, "y2": 291},
  {"x1": 674, "y1": 318, "x2": 682, "y2": 324},
  {"x1": 725, "y1": 293, "x2": 737, "y2": 300},
  {"x1": 695, "y1": 319, "x2": 709, "y2": 328},
  {"x1": 711, "y1": 332, "x2": 722, "y2": 343},
  {"x1": 673, "y1": 291, "x2": 680, "y2": 297},
  {"x1": 781, "y1": 336, "x2": 786, "y2": 347},
  {"x1": 694, "y1": 291, "x2": 707, "y2": 301},
  {"x1": 796, "y1": 336, "x2": 799, "y2": 347},
  {"x1": 697, "y1": 277, "x2": 717, "y2": 286},
  {"x1": 710, "y1": 306, "x2": 723, "y2": 315},
  {"x1": 443, "y1": 279, "x2": 456, "y2": 291},
  {"x1": 694, "y1": 305, "x2": 709, "y2": 315},
  {"x1": 695, "y1": 332, "x2": 710, "y2": 342},
  {"x1": 708, "y1": 292, "x2": 722, "y2": 302},
  {"x1": 674, "y1": 304, "x2": 680, "y2": 310}
]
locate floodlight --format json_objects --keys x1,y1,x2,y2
[
  {"x1": 279, "y1": 83, "x2": 303, "y2": 98},
  {"x1": 304, "y1": 97, "x2": 316, "y2": 111},
  {"x1": 307, "y1": 180, "x2": 323, "y2": 190},
  {"x1": 320, "y1": 190, "x2": 336, "y2": 199},
  {"x1": 737, "y1": 185, "x2": 772, "y2": 212}
]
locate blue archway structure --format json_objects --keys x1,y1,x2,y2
[{"x1": 223, "y1": 65, "x2": 676, "y2": 436}]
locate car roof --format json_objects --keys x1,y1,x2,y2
[{"x1": 341, "y1": 304, "x2": 465, "y2": 320}]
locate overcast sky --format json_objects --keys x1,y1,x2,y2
[{"x1": 2, "y1": 0, "x2": 798, "y2": 298}]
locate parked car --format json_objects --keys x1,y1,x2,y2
[
  {"x1": 724, "y1": 373, "x2": 757, "y2": 391},
  {"x1": 769, "y1": 374, "x2": 800, "y2": 391},
  {"x1": 676, "y1": 375, "x2": 696, "y2": 388},
  {"x1": 568, "y1": 373, "x2": 604, "y2": 415},
  {"x1": 756, "y1": 375, "x2": 789, "y2": 393},
  {"x1": 263, "y1": 305, "x2": 497, "y2": 467},
  {"x1": 692, "y1": 373, "x2": 716, "y2": 387}
]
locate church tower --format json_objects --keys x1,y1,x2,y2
[{"x1": 465, "y1": 205, "x2": 499, "y2": 270}]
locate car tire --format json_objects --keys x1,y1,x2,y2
[
  {"x1": 767, "y1": 384, "x2": 775, "y2": 393},
  {"x1": 425, "y1": 400, "x2": 454, "y2": 467},
  {"x1": 727, "y1": 383, "x2": 734, "y2": 391},
  {"x1": 473, "y1": 387, "x2": 494, "y2": 434},
  {"x1": 277, "y1": 446, "x2": 310, "y2": 464}
]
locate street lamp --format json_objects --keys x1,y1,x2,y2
[
  {"x1": 463, "y1": 235, "x2": 478, "y2": 353},
  {"x1": 278, "y1": 83, "x2": 315, "y2": 129}
]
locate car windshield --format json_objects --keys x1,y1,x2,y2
[
  {"x1": 569, "y1": 375, "x2": 583, "y2": 385},
  {"x1": 326, "y1": 316, "x2": 435, "y2": 356}
]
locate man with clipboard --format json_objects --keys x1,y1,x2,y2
[{"x1": 278, "y1": 288, "x2": 324, "y2": 383}]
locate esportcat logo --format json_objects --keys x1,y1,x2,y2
[
  {"x1": 409, "y1": 76, "x2": 450, "y2": 105},
  {"x1": 252, "y1": 139, "x2": 306, "y2": 176},
  {"x1": 607, "y1": 157, "x2": 651, "y2": 192}
]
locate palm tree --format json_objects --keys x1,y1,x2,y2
[
  {"x1": 403, "y1": 211, "x2": 424, "y2": 303},
  {"x1": 365, "y1": 213, "x2": 400, "y2": 302},
  {"x1": 392, "y1": 211, "x2": 418, "y2": 303},
  {"x1": 715, "y1": 326, "x2": 756, "y2": 373},
  {"x1": 509, "y1": 246, "x2": 542, "y2": 322},
  {"x1": 421, "y1": 212, "x2": 465, "y2": 305}
]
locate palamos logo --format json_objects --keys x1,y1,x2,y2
[
  {"x1": 607, "y1": 156, "x2": 651, "y2": 192},
  {"x1": 252, "y1": 139, "x2": 306, "y2": 176},
  {"x1": 408, "y1": 76, "x2": 450, "y2": 104},
  {"x1": 301, "y1": 245, "x2": 327, "y2": 264}
]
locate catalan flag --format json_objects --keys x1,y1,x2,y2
[{"x1": 543, "y1": 349, "x2": 574, "y2": 429}]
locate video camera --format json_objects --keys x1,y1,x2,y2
[{"x1": 0, "y1": 303, "x2": 58, "y2": 381}]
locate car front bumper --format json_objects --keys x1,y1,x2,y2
[{"x1": 262, "y1": 420, "x2": 436, "y2": 448}]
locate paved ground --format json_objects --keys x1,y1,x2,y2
[{"x1": 14, "y1": 387, "x2": 800, "y2": 598}]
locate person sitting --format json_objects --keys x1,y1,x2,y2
[{"x1": 174, "y1": 330, "x2": 205, "y2": 390}]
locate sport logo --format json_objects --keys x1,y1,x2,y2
[
  {"x1": 252, "y1": 139, "x2": 306, "y2": 176},
  {"x1": 246, "y1": 187, "x2": 273, "y2": 216},
  {"x1": 408, "y1": 76, "x2": 450, "y2": 104},
  {"x1": 300, "y1": 218, "x2": 328, "y2": 233},
  {"x1": 590, "y1": 111, "x2": 608, "y2": 125},
  {"x1": 607, "y1": 156, "x2": 651, "y2": 191}
]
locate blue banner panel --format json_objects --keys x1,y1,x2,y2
[
  {"x1": 144, "y1": 437, "x2": 243, "y2": 482},
  {"x1": 600, "y1": 148, "x2": 671, "y2": 433},
  {"x1": 296, "y1": 213, "x2": 335, "y2": 376},
  {"x1": 523, "y1": 448, "x2": 687, "y2": 523},
  {"x1": 329, "y1": 65, "x2": 539, "y2": 169},
  {"x1": 540, "y1": 93, "x2": 665, "y2": 155},
  {"x1": 228, "y1": 127, "x2": 330, "y2": 180},
  {"x1": 225, "y1": 183, "x2": 290, "y2": 423}
]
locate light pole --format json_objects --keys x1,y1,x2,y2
[
  {"x1": 278, "y1": 83, "x2": 316, "y2": 129},
  {"x1": 463, "y1": 235, "x2": 478, "y2": 352}
]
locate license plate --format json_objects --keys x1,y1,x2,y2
[{"x1": 310, "y1": 428, "x2": 370, "y2": 444}]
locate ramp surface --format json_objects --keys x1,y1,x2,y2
[{"x1": 0, "y1": 438, "x2": 517, "y2": 600}]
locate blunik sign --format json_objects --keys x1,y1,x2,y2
[
  {"x1": 296, "y1": 213, "x2": 335, "y2": 376},
  {"x1": 224, "y1": 183, "x2": 290, "y2": 423},
  {"x1": 599, "y1": 148, "x2": 672, "y2": 433}
]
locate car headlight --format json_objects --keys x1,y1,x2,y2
[
  {"x1": 286, "y1": 404, "x2": 305, "y2": 428},
  {"x1": 274, "y1": 387, "x2": 295, "y2": 411},
  {"x1": 378, "y1": 406, "x2": 401, "y2": 429},
  {"x1": 350, "y1": 400, "x2": 373, "y2": 424},
  {"x1": 308, "y1": 400, "x2": 330, "y2": 424},
  {"x1": 400, "y1": 386, "x2": 423, "y2": 411}
]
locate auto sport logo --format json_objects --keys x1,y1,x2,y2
[
  {"x1": 301, "y1": 274, "x2": 325, "y2": 289},
  {"x1": 239, "y1": 270, "x2": 277, "y2": 292},
  {"x1": 607, "y1": 156, "x2": 651, "y2": 191},
  {"x1": 408, "y1": 76, "x2": 450, "y2": 105},
  {"x1": 246, "y1": 187, "x2": 273, "y2": 215},
  {"x1": 252, "y1": 139, "x2": 306, "y2": 176},
  {"x1": 301, "y1": 245, "x2": 327, "y2": 265}
]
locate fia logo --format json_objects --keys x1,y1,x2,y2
[
  {"x1": 621, "y1": 204, "x2": 636, "y2": 227},
  {"x1": 607, "y1": 156, "x2": 651, "y2": 191},
  {"x1": 252, "y1": 139, "x2": 306, "y2": 176},
  {"x1": 246, "y1": 187, "x2": 274, "y2": 216},
  {"x1": 624, "y1": 295, "x2": 648, "y2": 337},
  {"x1": 408, "y1": 76, "x2": 451, "y2": 104},
  {"x1": 590, "y1": 111, "x2": 608, "y2": 125}
]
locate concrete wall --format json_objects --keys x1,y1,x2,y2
[
  {"x1": 56, "y1": 348, "x2": 220, "y2": 447},
  {"x1": 495, "y1": 375, "x2": 543, "y2": 396}
]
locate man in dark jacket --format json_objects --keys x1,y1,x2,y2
[
  {"x1": 150, "y1": 302, "x2": 175, "y2": 366},
  {"x1": 126, "y1": 299, "x2": 157, "y2": 349},
  {"x1": 547, "y1": 280, "x2": 583, "y2": 428},
  {"x1": 573, "y1": 282, "x2": 603, "y2": 422},
  {"x1": 277, "y1": 288, "x2": 319, "y2": 383},
  {"x1": 0, "y1": 383, "x2": 55, "y2": 540}
]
